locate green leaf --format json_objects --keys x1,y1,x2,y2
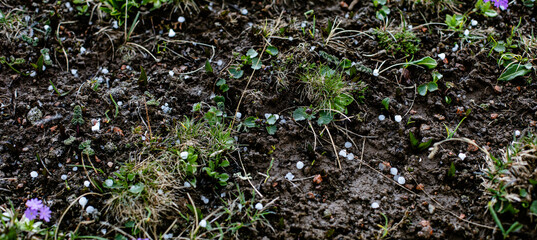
[
  {"x1": 412, "y1": 56, "x2": 437, "y2": 69},
  {"x1": 244, "y1": 116, "x2": 257, "y2": 128},
  {"x1": 427, "y1": 82, "x2": 438, "y2": 92},
  {"x1": 504, "y1": 222, "x2": 523, "y2": 237},
  {"x1": 205, "y1": 60, "x2": 213, "y2": 73},
  {"x1": 35, "y1": 54, "x2": 44, "y2": 71},
  {"x1": 251, "y1": 57, "x2": 262, "y2": 70},
  {"x1": 293, "y1": 107, "x2": 314, "y2": 121},
  {"x1": 409, "y1": 132, "x2": 419, "y2": 148},
  {"x1": 448, "y1": 162, "x2": 456, "y2": 177},
  {"x1": 417, "y1": 84, "x2": 428, "y2": 96},
  {"x1": 219, "y1": 84, "x2": 229, "y2": 92},
  {"x1": 220, "y1": 160, "x2": 230, "y2": 167},
  {"x1": 338, "y1": 59, "x2": 352, "y2": 69},
  {"x1": 317, "y1": 111, "x2": 333, "y2": 126},
  {"x1": 219, "y1": 173, "x2": 230, "y2": 182},
  {"x1": 228, "y1": 67, "x2": 244, "y2": 79},
  {"x1": 266, "y1": 125, "x2": 277, "y2": 135},
  {"x1": 431, "y1": 71, "x2": 443, "y2": 82},
  {"x1": 138, "y1": 66, "x2": 148, "y2": 86},
  {"x1": 381, "y1": 97, "x2": 390, "y2": 111},
  {"x1": 530, "y1": 201, "x2": 537, "y2": 215},
  {"x1": 128, "y1": 183, "x2": 144, "y2": 194},
  {"x1": 418, "y1": 139, "x2": 433, "y2": 152},
  {"x1": 266, "y1": 114, "x2": 277, "y2": 125},
  {"x1": 216, "y1": 78, "x2": 226, "y2": 86},
  {"x1": 266, "y1": 46, "x2": 278, "y2": 56},
  {"x1": 334, "y1": 93, "x2": 354, "y2": 107},
  {"x1": 498, "y1": 63, "x2": 533, "y2": 81},
  {"x1": 246, "y1": 49, "x2": 258, "y2": 58},
  {"x1": 484, "y1": 9, "x2": 498, "y2": 17}
]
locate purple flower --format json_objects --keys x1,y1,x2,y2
[
  {"x1": 483, "y1": 0, "x2": 508, "y2": 9},
  {"x1": 26, "y1": 198, "x2": 44, "y2": 210},
  {"x1": 24, "y1": 208, "x2": 39, "y2": 220},
  {"x1": 39, "y1": 206, "x2": 52, "y2": 222}
]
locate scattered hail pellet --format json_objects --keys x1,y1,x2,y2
[
  {"x1": 86, "y1": 206, "x2": 95, "y2": 214},
  {"x1": 241, "y1": 8, "x2": 248, "y2": 15},
  {"x1": 285, "y1": 172, "x2": 295, "y2": 181},
  {"x1": 390, "y1": 167, "x2": 398, "y2": 176},
  {"x1": 471, "y1": 19, "x2": 478, "y2": 26},
  {"x1": 168, "y1": 29, "x2": 176, "y2": 38},
  {"x1": 101, "y1": 68, "x2": 109, "y2": 74},
  {"x1": 91, "y1": 120, "x2": 100, "y2": 132},
  {"x1": 339, "y1": 149, "x2": 347, "y2": 157},
  {"x1": 464, "y1": 29, "x2": 469, "y2": 36},
  {"x1": 168, "y1": 70, "x2": 174, "y2": 77},
  {"x1": 217, "y1": 59, "x2": 223, "y2": 66},
  {"x1": 30, "y1": 171, "x2": 38, "y2": 178},
  {"x1": 178, "y1": 16, "x2": 185, "y2": 23},
  {"x1": 184, "y1": 182, "x2": 191, "y2": 188},
  {"x1": 235, "y1": 112, "x2": 242, "y2": 119},
  {"x1": 371, "y1": 202, "x2": 380, "y2": 209},
  {"x1": 199, "y1": 219, "x2": 207, "y2": 228},
  {"x1": 438, "y1": 53, "x2": 446, "y2": 60},
  {"x1": 346, "y1": 153, "x2": 355, "y2": 160},
  {"x1": 296, "y1": 161, "x2": 304, "y2": 169},
  {"x1": 221, "y1": 192, "x2": 226, "y2": 198},
  {"x1": 255, "y1": 203, "x2": 263, "y2": 210},
  {"x1": 70, "y1": 69, "x2": 78, "y2": 76},
  {"x1": 452, "y1": 43, "x2": 459, "y2": 52},
  {"x1": 112, "y1": 20, "x2": 119, "y2": 29},
  {"x1": 48, "y1": 85, "x2": 53, "y2": 91},
  {"x1": 180, "y1": 152, "x2": 189, "y2": 160},
  {"x1": 84, "y1": 181, "x2": 90, "y2": 187},
  {"x1": 201, "y1": 196, "x2": 209, "y2": 204},
  {"x1": 373, "y1": 69, "x2": 379, "y2": 77},
  {"x1": 378, "y1": 163, "x2": 386, "y2": 171},
  {"x1": 344, "y1": 142, "x2": 352, "y2": 148},
  {"x1": 101, "y1": 229, "x2": 107, "y2": 235},
  {"x1": 73, "y1": 167, "x2": 78, "y2": 171},
  {"x1": 80, "y1": 46, "x2": 86, "y2": 54},
  {"x1": 393, "y1": 175, "x2": 400, "y2": 181},
  {"x1": 61, "y1": 175, "x2": 68, "y2": 180},
  {"x1": 104, "y1": 179, "x2": 113, "y2": 187},
  {"x1": 515, "y1": 130, "x2": 521, "y2": 136},
  {"x1": 378, "y1": 115, "x2": 386, "y2": 121},
  {"x1": 394, "y1": 115, "x2": 402, "y2": 122},
  {"x1": 397, "y1": 176, "x2": 406, "y2": 185},
  {"x1": 79, "y1": 197, "x2": 88, "y2": 208},
  {"x1": 458, "y1": 153, "x2": 466, "y2": 160}
]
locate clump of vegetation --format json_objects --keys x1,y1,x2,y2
[
  {"x1": 374, "y1": 28, "x2": 421, "y2": 56},
  {"x1": 98, "y1": 0, "x2": 198, "y2": 25}
]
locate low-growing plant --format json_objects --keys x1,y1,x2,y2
[
  {"x1": 374, "y1": 27, "x2": 420, "y2": 57},
  {"x1": 474, "y1": 0, "x2": 499, "y2": 17},
  {"x1": 445, "y1": 14, "x2": 466, "y2": 32},
  {"x1": 418, "y1": 71, "x2": 442, "y2": 96},
  {"x1": 409, "y1": 131, "x2": 432, "y2": 152}
]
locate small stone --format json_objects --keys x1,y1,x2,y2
[
  {"x1": 107, "y1": 162, "x2": 113, "y2": 168},
  {"x1": 378, "y1": 115, "x2": 385, "y2": 121},
  {"x1": 394, "y1": 115, "x2": 402, "y2": 123},
  {"x1": 296, "y1": 161, "x2": 304, "y2": 169},
  {"x1": 390, "y1": 168, "x2": 398, "y2": 176},
  {"x1": 378, "y1": 162, "x2": 386, "y2": 171},
  {"x1": 255, "y1": 202, "x2": 263, "y2": 210},
  {"x1": 458, "y1": 153, "x2": 466, "y2": 160},
  {"x1": 30, "y1": 171, "x2": 38, "y2": 178},
  {"x1": 490, "y1": 113, "x2": 499, "y2": 119},
  {"x1": 27, "y1": 107, "x2": 43, "y2": 125},
  {"x1": 344, "y1": 142, "x2": 352, "y2": 148},
  {"x1": 371, "y1": 202, "x2": 380, "y2": 209}
]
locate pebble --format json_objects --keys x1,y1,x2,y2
[
  {"x1": 285, "y1": 172, "x2": 295, "y2": 181},
  {"x1": 458, "y1": 153, "x2": 466, "y2": 160},
  {"x1": 255, "y1": 203, "x2": 263, "y2": 210},
  {"x1": 30, "y1": 171, "x2": 38, "y2": 178},
  {"x1": 79, "y1": 197, "x2": 88, "y2": 208},
  {"x1": 168, "y1": 29, "x2": 176, "y2": 38},
  {"x1": 371, "y1": 202, "x2": 380, "y2": 209},
  {"x1": 344, "y1": 142, "x2": 352, "y2": 148},
  {"x1": 394, "y1": 115, "x2": 402, "y2": 123},
  {"x1": 378, "y1": 115, "x2": 385, "y2": 121},
  {"x1": 86, "y1": 206, "x2": 95, "y2": 214},
  {"x1": 390, "y1": 167, "x2": 398, "y2": 175},
  {"x1": 296, "y1": 161, "x2": 304, "y2": 169},
  {"x1": 199, "y1": 219, "x2": 207, "y2": 228}
]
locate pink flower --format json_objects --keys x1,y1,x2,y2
[
  {"x1": 483, "y1": 0, "x2": 508, "y2": 9},
  {"x1": 39, "y1": 206, "x2": 52, "y2": 222},
  {"x1": 26, "y1": 198, "x2": 44, "y2": 210},
  {"x1": 24, "y1": 208, "x2": 38, "y2": 220}
]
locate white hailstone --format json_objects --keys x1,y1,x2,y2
[
  {"x1": 378, "y1": 115, "x2": 386, "y2": 121},
  {"x1": 30, "y1": 71, "x2": 37, "y2": 77},
  {"x1": 161, "y1": 103, "x2": 172, "y2": 114},
  {"x1": 199, "y1": 219, "x2": 207, "y2": 228},
  {"x1": 235, "y1": 112, "x2": 242, "y2": 119},
  {"x1": 104, "y1": 179, "x2": 114, "y2": 187},
  {"x1": 220, "y1": 192, "x2": 226, "y2": 198},
  {"x1": 30, "y1": 171, "x2": 38, "y2": 178},
  {"x1": 344, "y1": 142, "x2": 352, "y2": 148},
  {"x1": 255, "y1": 202, "x2": 263, "y2": 210},
  {"x1": 285, "y1": 172, "x2": 295, "y2": 181},
  {"x1": 117, "y1": 101, "x2": 123, "y2": 106},
  {"x1": 80, "y1": 46, "x2": 86, "y2": 54},
  {"x1": 91, "y1": 120, "x2": 100, "y2": 132},
  {"x1": 201, "y1": 196, "x2": 209, "y2": 204},
  {"x1": 452, "y1": 43, "x2": 459, "y2": 52},
  {"x1": 61, "y1": 174, "x2": 68, "y2": 180},
  {"x1": 101, "y1": 229, "x2": 107, "y2": 235},
  {"x1": 463, "y1": 29, "x2": 469, "y2": 36},
  {"x1": 339, "y1": 149, "x2": 347, "y2": 157},
  {"x1": 217, "y1": 60, "x2": 223, "y2": 66},
  {"x1": 296, "y1": 161, "x2": 304, "y2": 169},
  {"x1": 184, "y1": 182, "x2": 191, "y2": 188},
  {"x1": 310, "y1": 46, "x2": 316, "y2": 51},
  {"x1": 79, "y1": 197, "x2": 88, "y2": 208},
  {"x1": 48, "y1": 85, "x2": 54, "y2": 91},
  {"x1": 158, "y1": 189, "x2": 164, "y2": 194},
  {"x1": 84, "y1": 181, "x2": 90, "y2": 187},
  {"x1": 515, "y1": 130, "x2": 521, "y2": 136},
  {"x1": 378, "y1": 163, "x2": 386, "y2": 171},
  {"x1": 458, "y1": 153, "x2": 467, "y2": 160},
  {"x1": 471, "y1": 19, "x2": 478, "y2": 26},
  {"x1": 44, "y1": 54, "x2": 50, "y2": 61},
  {"x1": 373, "y1": 69, "x2": 379, "y2": 77},
  {"x1": 101, "y1": 68, "x2": 109, "y2": 74},
  {"x1": 168, "y1": 70, "x2": 174, "y2": 77},
  {"x1": 70, "y1": 69, "x2": 78, "y2": 76},
  {"x1": 438, "y1": 53, "x2": 446, "y2": 60},
  {"x1": 301, "y1": 22, "x2": 307, "y2": 28},
  {"x1": 288, "y1": 36, "x2": 293, "y2": 41},
  {"x1": 168, "y1": 29, "x2": 176, "y2": 38},
  {"x1": 394, "y1": 115, "x2": 402, "y2": 123},
  {"x1": 390, "y1": 167, "x2": 398, "y2": 176},
  {"x1": 163, "y1": 233, "x2": 173, "y2": 239},
  {"x1": 347, "y1": 153, "x2": 355, "y2": 160},
  {"x1": 178, "y1": 16, "x2": 185, "y2": 23},
  {"x1": 112, "y1": 20, "x2": 119, "y2": 29},
  {"x1": 73, "y1": 166, "x2": 78, "y2": 171},
  {"x1": 86, "y1": 206, "x2": 95, "y2": 214},
  {"x1": 180, "y1": 151, "x2": 189, "y2": 160},
  {"x1": 240, "y1": 8, "x2": 248, "y2": 15},
  {"x1": 264, "y1": 113, "x2": 272, "y2": 119},
  {"x1": 397, "y1": 176, "x2": 406, "y2": 185},
  {"x1": 371, "y1": 202, "x2": 380, "y2": 209}
]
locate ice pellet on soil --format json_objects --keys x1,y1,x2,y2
[
  {"x1": 61, "y1": 175, "x2": 67, "y2": 180},
  {"x1": 158, "y1": 189, "x2": 163, "y2": 194},
  {"x1": 86, "y1": 206, "x2": 95, "y2": 214},
  {"x1": 101, "y1": 229, "x2": 107, "y2": 235},
  {"x1": 84, "y1": 181, "x2": 90, "y2": 187},
  {"x1": 464, "y1": 29, "x2": 469, "y2": 36},
  {"x1": 80, "y1": 47, "x2": 86, "y2": 54},
  {"x1": 288, "y1": 36, "x2": 293, "y2": 41},
  {"x1": 438, "y1": 53, "x2": 446, "y2": 60},
  {"x1": 255, "y1": 203, "x2": 263, "y2": 210},
  {"x1": 378, "y1": 115, "x2": 385, "y2": 121},
  {"x1": 163, "y1": 233, "x2": 173, "y2": 239},
  {"x1": 371, "y1": 202, "x2": 380, "y2": 209},
  {"x1": 515, "y1": 130, "x2": 521, "y2": 136},
  {"x1": 101, "y1": 68, "x2": 109, "y2": 74},
  {"x1": 241, "y1": 8, "x2": 248, "y2": 15},
  {"x1": 73, "y1": 167, "x2": 78, "y2": 171},
  {"x1": 30, "y1": 71, "x2": 37, "y2": 77},
  {"x1": 168, "y1": 29, "x2": 176, "y2": 38},
  {"x1": 373, "y1": 69, "x2": 379, "y2": 77},
  {"x1": 397, "y1": 176, "x2": 406, "y2": 185},
  {"x1": 201, "y1": 196, "x2": 209, "y2": 204},
  {"x1": 91, "y1": 120, "x2": 100, "y2": 132},
  {"x1": 104, "y1": 179, "x2": 113, "y2": 187},
  {"x1": 178, "y1": 16, "x2": 185, "y2": 23},
  {"x1": 180, "y1": 151, "x2": 189, "y2": 160},
  {"x1": 70, "y1": 69, "x2": 78, "y2": 77},
  {"x1": 285, "y1": 172, "x2": 295, "y2": 181},
  {"x1": 390, "y1": 167, "x2": 398, "y2": 176},
  {"x1": 339, "y1": 149, "x2": 347, "y2": 157},
  {"x1": 394, "y1": 115, "x2": 402, "y2": 122},
  {"x1": 30, "y1": 171, "x2": 38, "y2": 178},
  {"x1": 378, "y1": 163, "x2": 386, "y2": 171},
  {"x1": 217, "y1": 60, "x2": 223, "y2": 66},
  {"x1": 471, "y1": 19, "x2": 478, "y2": 26},
  {"x1": 199, "y1": 219, "x2": 207, "y2": 228},
  {"x1": 458, "y1": 153, "x2": 466, "y2": 160},
  {"x1": 393, "y1": 175, "x2": 399, "y2": 181},
  {"x1": 184, "y1": 182, "x2": 191, "y2": 188},
  {"x1": 112, "y1": 21, "x2": 118, "y2": 29},
  {"x1": 161, "y1": 103, "x2": 172, "y2": 114},
  {"x1": 296, "y1": 161, "x2": 304, "y2": 170},
  {"x1": 265, "y1": 113, "x2": 271, "y2": 119},
  {"x1": 48, "y1": 85, "x2": 53, "y2": 91},
  {"x1": 452, "y1": 43, "x2": 459, "y2": 52},
  {"x1": 344, "y1": 142, "x2": 352, "y2": 148},
  {"x1": 347, "y1": 153, "x2": 355, "y2": 160},
  {"x1": 235, "y1": 112, "x2": 242, "y2": 119},
  {"x1": 79, "y1": 197, "x2": 88, "y2": 208}
]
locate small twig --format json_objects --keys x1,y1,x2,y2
[
  {"x1": 55, "y1": 192, "x2": 103, "y2": 240},
  {"x1": 144, "y1": 97, "x2": 152, "y2": 139},
  {"x1": 186, "y1": 193, "x2": 198, "y2": 239},
  {"x1": 238, "y1": 151, "x2": 264, "y2": 198},
  {"x1": 324, "y1": 125, "x2": 341, "y2": 169}
]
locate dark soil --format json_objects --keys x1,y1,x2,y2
[{"x1": 1, "y1": 0, "x2": 537, "y2": 239}]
